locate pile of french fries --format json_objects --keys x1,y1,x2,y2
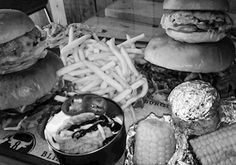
[{"x1": 55, "y1": 26, "x2": 148, "y2": 109}]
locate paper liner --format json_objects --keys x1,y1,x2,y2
[
  {"x1": 124, "y1": 113, "x2": 173, "y2": 165},
  {"x1": 124, "y1": 123, "x2": 136, "y2": 165}
]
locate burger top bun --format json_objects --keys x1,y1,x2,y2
[
  {"x1": 0, "y1": 9, "x2": 34, "y2": 44},
  {"x1": 0, "y1": 50, "x2": 63, "y2": 110},
  {"x1": 144, "y1": 32, "x2": 235, "y2": 73},
  {"x1": 163, "y1": 0, "x2": 229, "y2": 11}
]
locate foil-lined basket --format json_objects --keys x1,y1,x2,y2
[
  {"x1": 123, "y1": 113, "x2": 173, "y2": 165},
  {"x1": 219, "y1": 97, "x2": 236, "y2": 126},
  {"x1": 124, "y1": 122, "x2": 136, "y2": 165}
]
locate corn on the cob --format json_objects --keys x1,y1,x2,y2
[
  {"x1": 134, "y1": 116, "x2": 176, "y2": 165},
  {"x1": 190, "y1": 123, "x2": 236, "y2": 165}
]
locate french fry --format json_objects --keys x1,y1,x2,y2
[
  {"x1": 117, "y1": 33, "x2": 145, "y2": 48},
  {"x1": 109, "y1": 90, "x2": 115, "y2": 98},
  {"x1": 107, "y1": 38, "x2": 128, "y2": 76},
  {"x1": 95, "y1": 41, "x2": 110, "y2": 52},
  {"x1": 57, "y1": 61, "x2": 84, "y2": 76},
  {"x1": 67, "y1": 92, "x2": 77, "y2": 96},
  {"x1": 115, "y1": 66, "x2": 124, "y2": 81},
  {"x1": 68, "y1": 68, "x2": 91, "y2": 76},
  {"x1": 81, "y1": 79, "x2": 102, "y2": 92},
  {"x1": 126, "y1": 34, "x2": 135, "y2": 49},
  {"x1": 56, "y1": 29, "x2": 148, "y2": 109},
  {"x1": 110, "y1": 71, "x2": 129, "y2": 89},
  {"x1": 68, "y1": 26, "x2": 74, "y2": 43},
  {"x1": 122, "y1": 79, "x2": 148, "y2": 109},
  {"x1": 125, "y1": 48, "x2": 143, "y2": 55},
  {"x1": 84, "y1": 47, "x2": 93, "y2": 57},
  {"x1": 85, "y1": 39, "x2": 97, "y2": 45},
  {"x1": 120, "y1": 47, "x2": 139, "y2": 76},
  {"x1": 87, "y1": 52, "x2": 114, "y2": 61},
  {"x1": 101, "y1": 38, "x2": 106, "y2": 42},
  {"x1": 62, "y1": 74, "x2": 79, "y2": 82},
  {"x1": 92, "y1": 32, "x2": 100, "y2": 42},
  {"x1": 95, "y1": 59, "x2": 107, "y2": 67},
  {"x1": 66, "y1": 60, "x2": 73, "y2": 66},
  {"x1": 78, "y1": 47, "x2": 85, "y2": 61},
  {"x1": 61, "y1": 34, "x2": 91, "y2": 56},
  {"x1": 100, "y1": 81, "x2": 108, "y2": 89},
  {"x1": 83, "y1": 60, "x2": 124, "y2": 92},
  {"x1": 66, "y1": 56, "x2": 75, "y2": 65},
  {"x1": 72, "y1": 48, "x2": 80, "y2": 62},
  {"x1": 93, "y1": 87, "x2": 115, "y2": 96},
  {"x1": 113, "y1": 88, "x2": 132, "y2": 102},
  {"x1": 100, "y1": 60, "x2": 116, "y2": 70},
  {"x1": 54, "y1": 95, "x2": 68, "y2": 102},
  {"x1": 131, "y1": 78, "x2": 146, "y2": 90},
  {"x1": 89, "y1": 86, "x2": 101, "y2": 92},
  {"x1": 89, "y1": 55, "x2": 118, "y2": 62},
  {"x1": 73, "y1": 75, "x2": 98, "y2": 84},
  {"x1": 94, "y1": 48, "x2": 100, "y2": 54}
]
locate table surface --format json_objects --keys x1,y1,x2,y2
[{"x1": 0, "y1": 104, "x2": 168, "y2": 165}]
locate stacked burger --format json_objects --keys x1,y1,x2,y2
[
  {"x1": 0, "y1": 9, "x2": 63, "y2": 130},
  {"x1": 145, "y1": 0, "x2": 236, "y2": 98},
  {"x1": 144, "y1": 0, "x2": 236, "y2": 135}
]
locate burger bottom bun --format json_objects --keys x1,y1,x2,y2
[
  {"x1": 173, "y1": 112, "x2": 220, "y2": 136},
  {"x1": 144, "y1": 32, "x2": 235, "y2": 73},
  {"x1": 166, "y1": 29, "x2": 226, "y2": 43},
  {"x1": 0, "y1": 50, "x2": 63, "y2": 110}
]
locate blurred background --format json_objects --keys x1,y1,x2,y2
[
  {"x1": 29, "y1": 0, "x2": 236, "y2": 26},
  {"x1": 1, "y1": 0, "x2": 236, "y2": 47}
]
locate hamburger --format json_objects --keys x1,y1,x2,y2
[
  {"x1": 160, "y1": 0, "x2": 233, "y2": 43},
  {"x1": 0, "y1": 9, "x2": 64, "y2": 130},
  {"x1": 0, "y1": 9, "x2": 47, "y2": 74},
  {"x1": 143, "y1": 31, "x2": 236, "y2": 99}
]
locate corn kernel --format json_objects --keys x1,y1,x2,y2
[{"x1": 190, "y1": 123, "x2": 236, "y2": 165}]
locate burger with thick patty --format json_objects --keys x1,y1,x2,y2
[
  {"x1": 0, "y1": 9, "x2": 48, "y2": 74},
  {"x1": 142, "y1": 0, "x2": 236, "y2": 100},
  {"x1": 0, "y1": 9, "x2": 64, "y2": 130},
  {"x1": 160, "y1": 0, "x2": 233, "y2": 43},
  {"x1": 144, "y1": 31, "x2": 236, "y2": 99}
]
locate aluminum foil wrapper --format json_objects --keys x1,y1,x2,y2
[
  {"x1": 124, "y1": 113, "x2": 173, "y2": 165},
  {"x1": 168, "y1": 80, "x2": 220, "y2": 122},
  {"x1": 124, "y1": 112, "x2": 196, "y2": 165},
  {"x1": 124, "y1": 122, "x2": 136, "y2": 165},
  {"x1": 219, "y1": 97, "x2": 236, "y2": 126},
  {"x1": 168, "y1": 128, "x2": 196, "y2": 165},
  {"x1": 168, "y1": 80, "x2": 220, "y2": 136}
]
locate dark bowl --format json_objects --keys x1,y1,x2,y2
[{"x1": 45, "y1": 94, "x2": 126, "y2": 165}]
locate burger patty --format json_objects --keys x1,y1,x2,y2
[
  {"x1": 135, "y1": 62, "x2": 236, "y2": 99},
  {"x1": 161, "y1": 11, "x2": 233, "y2": 33},
  {"x1": 0, "y1": 27, "x2": 45, "y2": 64}
]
